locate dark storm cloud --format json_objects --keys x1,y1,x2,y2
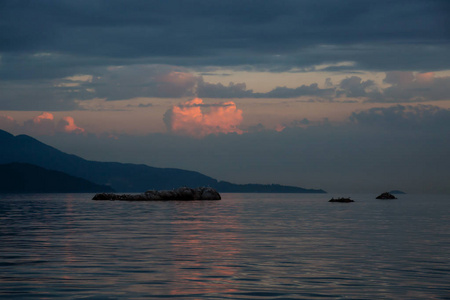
[
  {"x1": 1, "y1": 0, "x2": 449, "y2": 80},
  {"x1": 85, "y1": 68, "x2": 337, "y2": 100},
  {"x1": 1, "y1": 1, "x2": 449, "y2": 109},
  {"x1": 127, "y1": 103, "x2": 153, "y2": 108},
  {"x1": 86, "y1": 65, "x2": 198, "y2": 100},
  {"x1": 338, "y1": 76, "x2": 377, "y2": 98},
  {"x1": 381, "y1": 72, "x2": 450, "y2": 102},
  {"x1": 2, "y1": 66, "x2": 449, "y2": 110},
  {"x1": 0, "y1": 80, "x2": 82, "y2": 111},
  {"x1": 253, "y1": 84, "x2": 335, "y2": 99},
  {"x1": 336, "y1": 76, "x2": 383, "y2": 101},
  {"x1": 197, "y1": 73, "x2": 450, "y2": 101},
  {"x1": 333, "y1": 73, "x2": 450, "y2": 103},
  {"x1": 196, "y1": 78, "x2": 254, "y2": 98},
  {"x1": 349, "y1": 104, "x2": 450, "y2": 130},
  {"x1": 78, "y1": 65, "x2": 336, "y2": 100}
]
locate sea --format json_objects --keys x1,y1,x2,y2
[{"x1": 0, "y1": 193, "x2": 449, "y2": 299}]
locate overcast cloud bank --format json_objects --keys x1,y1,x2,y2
[{"x1": 1, "y1": 1, "x2": 450, "y2": 110}]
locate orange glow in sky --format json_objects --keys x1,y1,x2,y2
[
  {"x1": 168, "y1": 98, "x2": 243, "y2": 138},
  {"x1": 416, "y1": 72, "x2": 434, "y2": 83},
  {"x1": 0, "y1": 112, "x2": 85, "y2": 135},
  {"x1": 33, "y1": 112, "x2": 54, "y2": 123},
  {"x1": 60, "y1": 116, "x2": 85, "y2": 134}
]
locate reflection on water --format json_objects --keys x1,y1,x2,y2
[
  {"x1": 167, "y1": 203, "x2": 241, "y2": 296},
  {"x1": 0, "y1": 193, "x2": 449, "y2": 299}
]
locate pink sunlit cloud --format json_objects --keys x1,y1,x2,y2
[
  {"x1": 0, "y1": 115, "x2": 20, "y2": 132},
  {"x1": 33, "y1": 112, "x2": 54, "y2": 123},
  {"x1": 58, "y1": 116, "x2": 85, "y2": 134},
  {"x1": 1, "y1": 112, "x2": 85, "y2": 136},
  {"x1": 415, "y1": 72, "x2": 434, "y2": 84},
  {"x1": 164, "y1": 98, "x2": 243, "y2": 138},
  {"x1": 23, "y1": 112, "x2": 56, "y2": 135}
]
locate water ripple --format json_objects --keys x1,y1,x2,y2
[{"x1": 0, "y1": 193, "x2": 449, "y2": 299}]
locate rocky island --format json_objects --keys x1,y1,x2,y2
[
  {"x1": 376, "y1": 192, "x2": 397, "y2": 199},
  {"x1": 92, "y1": 186, "x2": 221, "y2": 201}
]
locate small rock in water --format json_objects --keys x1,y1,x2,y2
[
  {"x1": 329, "y1": 197, "x2": 354, "y2": 203},
  {"x1": 376, "y1": 192, "x2": 397, "y2": 200}
]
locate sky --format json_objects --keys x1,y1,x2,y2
[{"x1": 1, "y1": 0, "x2": 450, "y2": 193}]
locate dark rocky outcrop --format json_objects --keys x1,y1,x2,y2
[
  {"x1": 92, "y1": 187, "x2": 221, "y2": 201},
  {"x1": 376, "y1": 192, "x2": 397, "y2": 199},
  {"x1": 329, "y1": 197, "x2": 354, "y2": 203}
]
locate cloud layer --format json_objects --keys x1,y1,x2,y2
[
  {"x1": 1, "y1": 0, "x2": 449, "y2": 81},
  {"x1": 1, "y1": 1, "x2": 449, "y2": 110},
  {"x1": 164, "y1": 98, "x2": 243, "y2": 138},
  {"x1": 0, "y1": 112, "x2": 85, "y2": 136},
  {"x1": 5, "y1": 67, "x2": 447, "y2": 111}
]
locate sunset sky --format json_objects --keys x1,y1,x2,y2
[{"x1": 1, "y1": 0, "x2": 449, "y2": 193}]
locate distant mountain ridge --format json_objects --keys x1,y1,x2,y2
[
  {"x1": 0, "y1": 130, "x2": 326, "y2": 193},
  {"x1": 0, "y1": 162, "x2": 114, "y2": 193}
]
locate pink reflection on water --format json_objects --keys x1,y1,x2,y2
[{"x1": 166, "y1": 207, "x2": 242, "y2": 296}]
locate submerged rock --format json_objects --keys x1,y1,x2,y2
[
  {"x1": 92, "y1": 187, "x2": 221, "y2": 201},
  {"x1": 329, "y1": 197, "x2": 354, "y2": 203},
  {"x1": 376, "y1": 192, "x2": 397, "y2": 199}
]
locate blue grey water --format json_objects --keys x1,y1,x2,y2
[{"x1": 0, "y1": 193, "x2": 449, "y2": 299}]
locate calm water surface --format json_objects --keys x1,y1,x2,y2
[{"x1": 0, "y1": 193, "x2": 449, "y2": 299}]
